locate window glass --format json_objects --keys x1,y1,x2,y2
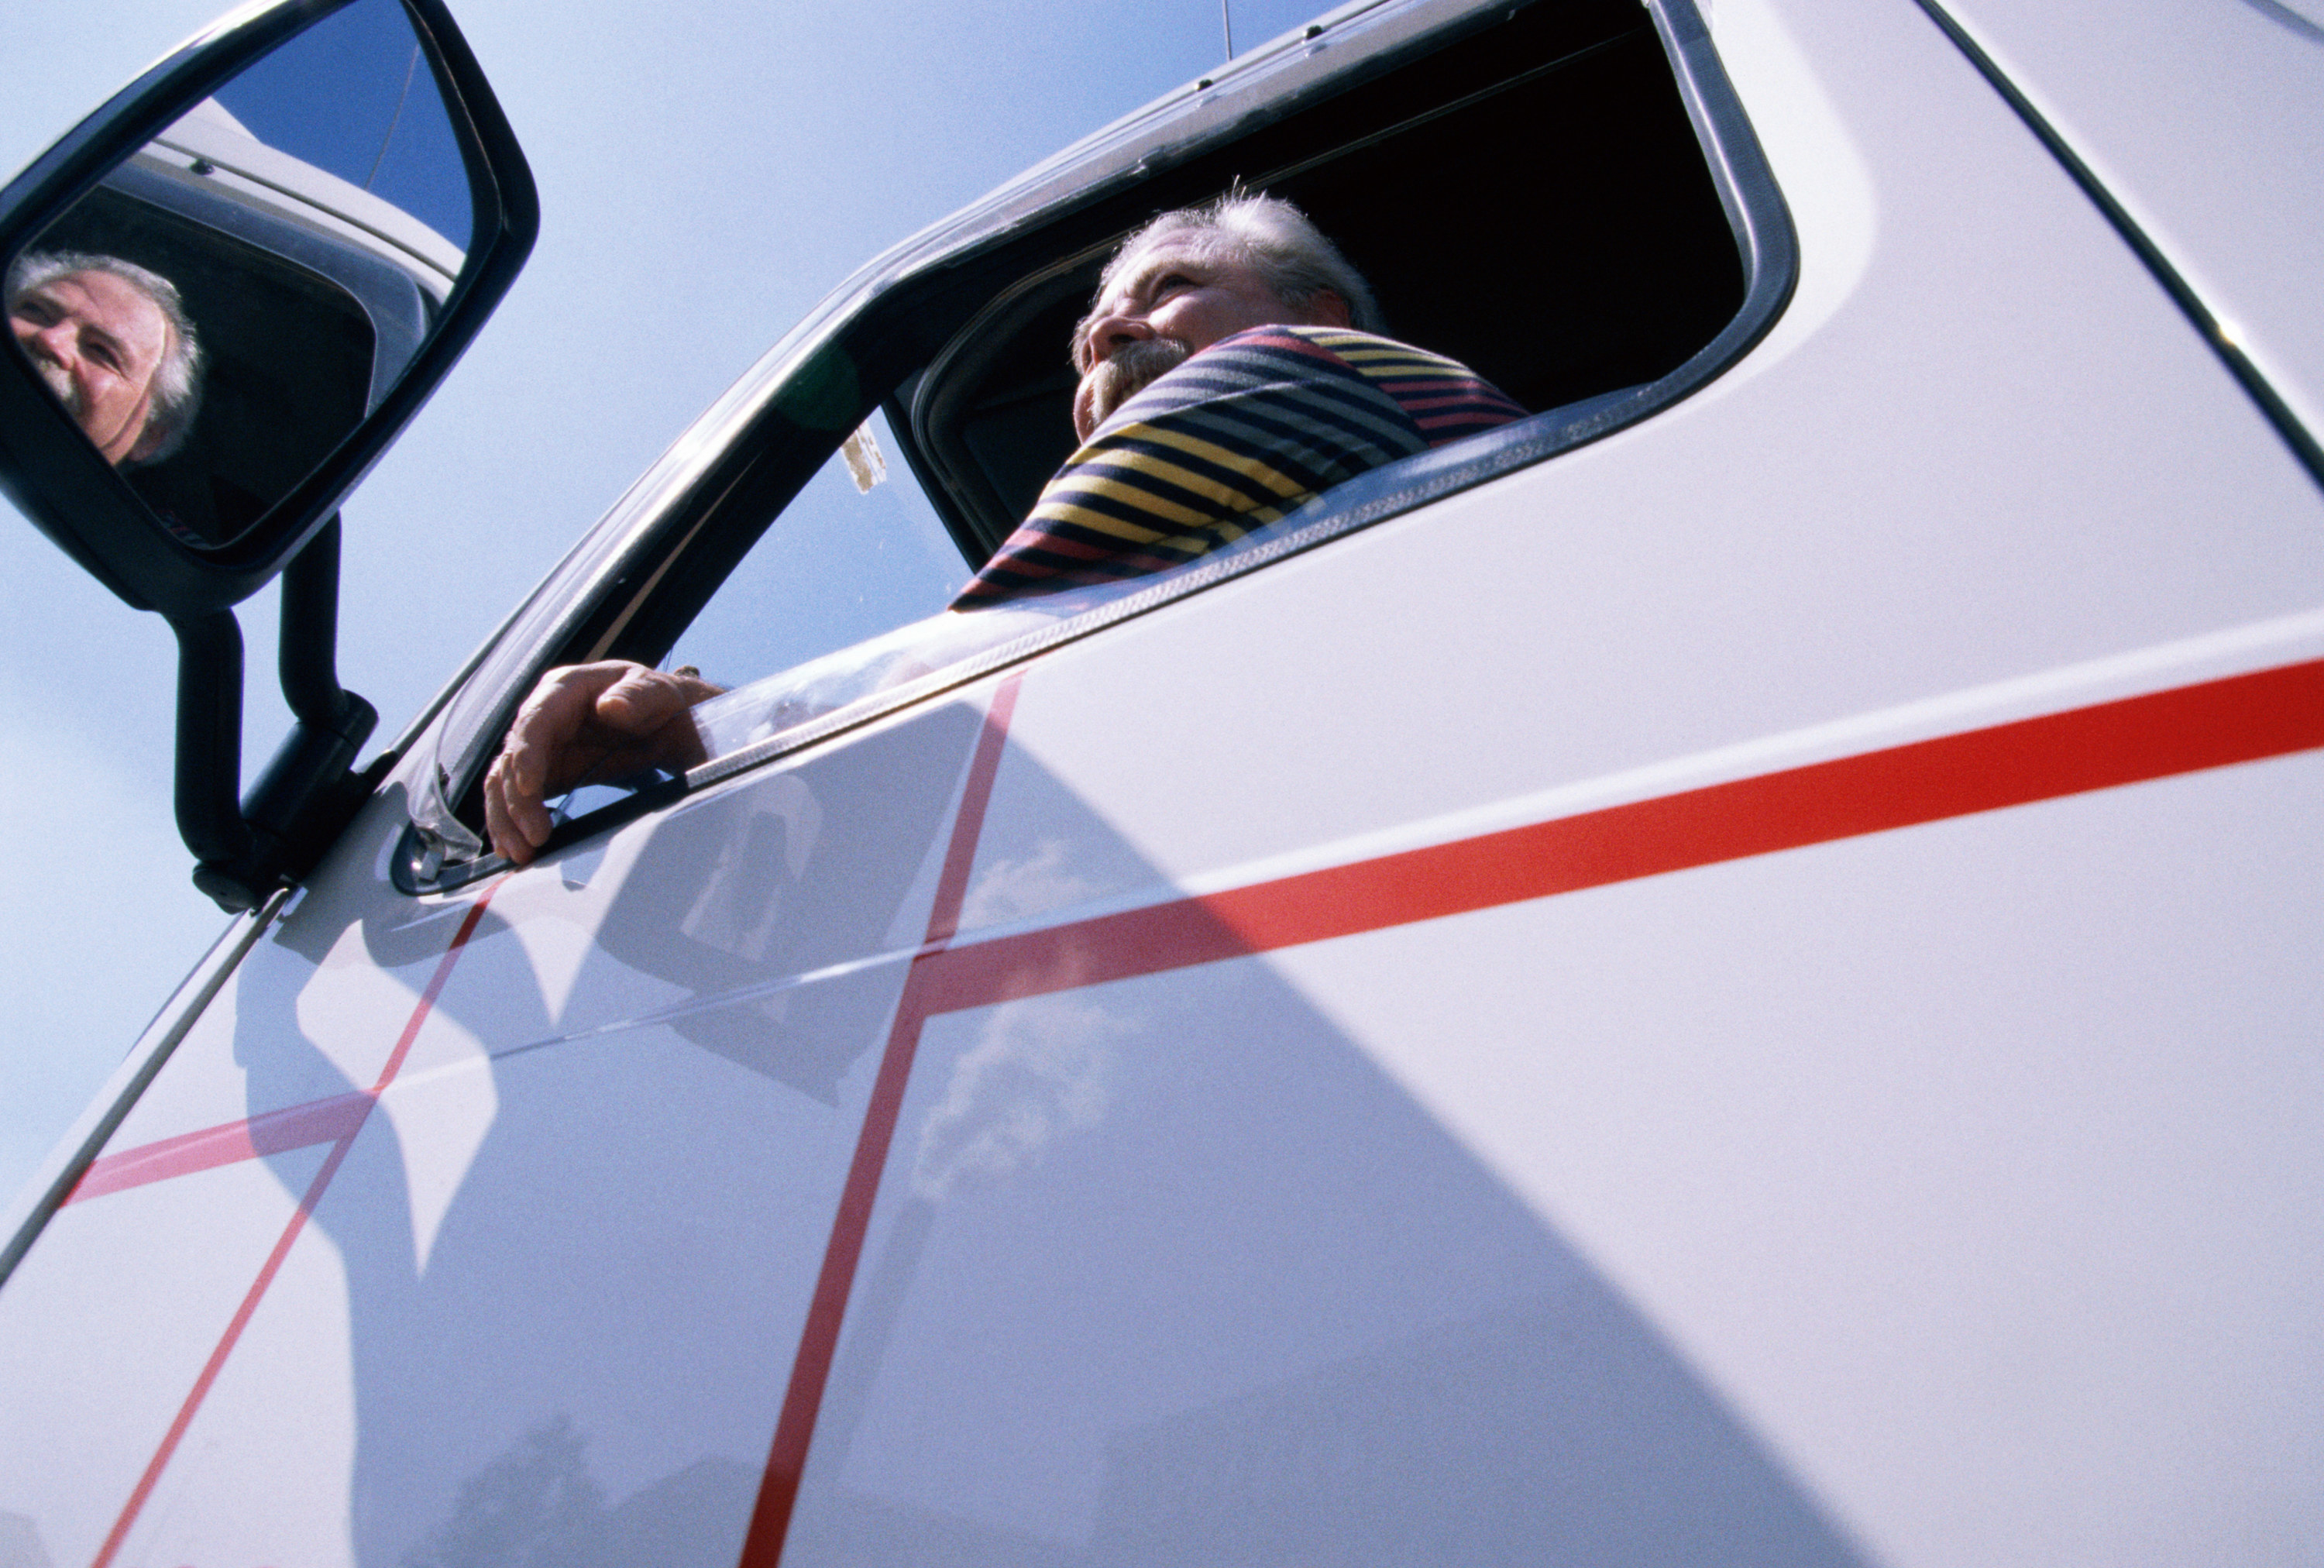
[
  {"x1": 407, "y1": 408, "x2": 973, "y2": 874},
  {"x1": 665, "y1": 407, "x2": 969, "y2": 691}
]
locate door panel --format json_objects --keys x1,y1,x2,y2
[
  {"x1": 0, "y1": 697, "x2": 991, "y2": 1566},
  {"x1": 782, "y1": 0, "x2": 2324, "y2": 1558}
]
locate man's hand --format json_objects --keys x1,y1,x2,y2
[{"x1": 483, "y1": 661, "x2": 723, "y2": 865}]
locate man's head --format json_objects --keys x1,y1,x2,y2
[
  {"x1": 1070, "y1": 193, "x2": 1382, "y2": 442},
  {"x1": 7, "y1": 251, "x2": 204, "y2": 466}
]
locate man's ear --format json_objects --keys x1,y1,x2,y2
[{"x1": 1301, "y1": 289, "x2": 1353, "y2": 329}]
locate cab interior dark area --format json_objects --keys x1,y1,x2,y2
[{"x1": 889, "y1": 0, "x2": 1746, "y2": 561}]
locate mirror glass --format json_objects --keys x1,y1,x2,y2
[{"x1": 4, "y1": 0, "x2": 476, "y2": 549}]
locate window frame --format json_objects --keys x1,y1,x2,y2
[{"x1": 393, "y1": 0, "x2": 1793, "y2": 896}]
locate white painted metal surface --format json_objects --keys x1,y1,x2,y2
[
  {"x1": 1925, "y1": 0, "x2": 2324, "y2": 452},
  {"x1": 3, "y1": 0, "x2": 2320, "y2": 1561}
]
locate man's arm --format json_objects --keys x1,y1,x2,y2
[{"x1": 483, "y1": 661, "x2": 724, "y2": 864}]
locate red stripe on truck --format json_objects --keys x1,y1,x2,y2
[
  {"x1": 91, "y1": 890, "x2": 498, "y2": 1568},
  {"x1": 80, "y1": 657, "x2": 2324, "y2": 1209},
  {"x1": 914, "y1": 655, "x2": 2324, "y2": 1013},
  {"x1": 740, "y1": 671, "x2": 1026, "y2": 1566},
  {"x1": 66, "y1": 1092, "x2": 373, "y2": 1204},
  {"x1": 737, "y1": 652, "x2": 2324, "y2": 1560},
  {"x1": 739, "y1": 652, "x2": 2324, "y2": 1563}
]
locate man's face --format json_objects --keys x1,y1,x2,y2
[
  {"x1": 9, "y1": 270, "x2": 173, "y2": 465},
  {"x1": 1070, "y1": 238, "x2": 1344, "y2": 442}
]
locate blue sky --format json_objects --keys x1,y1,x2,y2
[
  {"x1": 0, "y1": 0, "x2": 1336, "y2": 1205},
  {"x1": 216, "y1": 0, "x2": 476, "y2": 248}
]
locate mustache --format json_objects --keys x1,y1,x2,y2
[{"x1": 1081, "y1": 337, "x2": 1191, "y2": 434}]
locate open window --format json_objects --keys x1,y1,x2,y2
[
  {"x1": 401, "y1": 0, "x2": 1791, "y2": 889},
  {"x1": 896, "y1": 0, "x2": 1751, "y2": 559}
]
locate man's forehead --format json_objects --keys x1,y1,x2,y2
[
  {"x1": 40, "y1": 270, "x2": 159, "y2": 316},
  {"x1": 1102, "y1": 235, "x2": 1232, "y2": 301},
  {"x1": 41, "y1": 273, "x2": 167, "y2": 356}
]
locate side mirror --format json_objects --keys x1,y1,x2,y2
[
  {"x1": 0, "y1": 0, "x2": 536, "y2": 910},
  {"x1": 0, "y1": 0, "x2": 535, "y2": 616}
]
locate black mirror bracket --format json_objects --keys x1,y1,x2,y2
[
  {"x1": 169, "y1": 608, "x2": 256, "y2": 868},
  {"x1": 175, "y1": 516, "x2": 380, "y2": 913}
]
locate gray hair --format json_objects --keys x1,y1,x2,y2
[
  {"x1": 1078, "y1": 192, "x2": 1384, "y2": 366},
  {"x1": 7, "y1": 249, "x2": 205, "y2": 464}
]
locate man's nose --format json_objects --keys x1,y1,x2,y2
[
  {"x1": 1088, "y1": 308, "x2": 1155, "y2": 360},
  {"x1": 11, "y1": 318, "x2": 73, "y2": 369}
]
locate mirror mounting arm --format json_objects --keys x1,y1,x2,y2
[
  {"x1": 168, "y1": 607, "x2": 255, "y2": 868},
  {"x1": 277, "y1": 515, "x2": 362, "y2": 732},
  {"x1": 176, "y1": 516, "x2": 380, "y2": 913}
]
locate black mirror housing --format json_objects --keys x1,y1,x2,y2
[{"x1": 0, "y1": 0, "x2": 536, "y2": 619}]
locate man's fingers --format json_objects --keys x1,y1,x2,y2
[
  {"x1": 593, "y1": 665, "x2": 698, "y2": 729},
  {"x1": 483, "y1": 753, "x2": 552, "y2": 865},
  {"x1": 501, "y1": 661, "x2": 639, "y2": 796},
  {"x1": 497, "y1": 727, "x2": 541, "y2": 796},
  {"x1": 592, "y1": 674, "x2": 677, "y2": 729},
  {"x1": 486, "y1": 662, "x2": 631, "y2": 861},
  {"x1": 483, "y1": 661, "x2": 715, "y2": 865}
]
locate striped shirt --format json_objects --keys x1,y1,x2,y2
[{"x1": 953, "y1": 325, "x2": 1527, "y2": 607}]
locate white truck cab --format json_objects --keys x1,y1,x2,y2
[{"x1": 1, "y1": 0, "x2": 2319, "y2": 1563}]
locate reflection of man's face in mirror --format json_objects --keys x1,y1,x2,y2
[{"x1": 7, "y1": 253, "x2": 202, "y2": 466}]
